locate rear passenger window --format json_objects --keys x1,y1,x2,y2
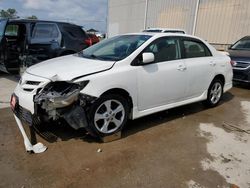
[
  {"x1": 144, "y1": 38, "x2": 181, "y2": 63},
  {"x1": 32, "y1": 23, "x2": 59, "y2": 39},
  {"x1": 183, "y1": 40, "x2": 211, "y2": 58},
  {"x1": 63, "y1": 26, "x2": 87, "y2": 39}
]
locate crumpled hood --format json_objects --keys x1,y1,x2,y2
[{"x1": 26, "y1": 55, "x2": 115, "y2": 81}]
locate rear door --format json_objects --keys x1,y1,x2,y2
[
  {"x1": 0, "y1": 19, "x2": 8, "y2": 71},
  {"x1": 181, "y1": 38, "x2": 214, "y2": 98},
  {"x1": 29, "y1": 22, "x2": 61, "y2": 64}
]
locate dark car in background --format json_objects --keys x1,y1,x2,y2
[
  {"x1": 87, "y1": 33, "x2": 99, "y2": 45},
  {"x1": 0, "y1": 19, "x2": 92, "y2": 73},
  {"x1": 228, "y1": 36, "x2": 250, "y2": 84}
]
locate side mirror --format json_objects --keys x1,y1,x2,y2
[
  {"x1": 142, "y1": 52, "x2": 154, "y2": 64},
  {"x1": 228, "y1": 44, "x2": 233, "y2": 50}
]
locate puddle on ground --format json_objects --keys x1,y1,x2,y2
[{"x1": 197, "y1": 101, "x2": 250, "y2": 188}]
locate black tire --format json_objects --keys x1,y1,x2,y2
[
  {"x1": 86, "y1": 94, "x2": 129, "y2": 137},
  {"x1": 203, "y1": 79, "x2": 223, "y2": 107}
]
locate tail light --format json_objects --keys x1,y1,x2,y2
[
  {"x1": 85, "y1": 38, "x2": 92, "y2": 46},
  {"x1": 230, "y1": 60, "x2": 236, "y2": 67}
]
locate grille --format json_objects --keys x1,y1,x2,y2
[
  {"x1": 21, "y1": 80, "x2": 43, "y2": 92},
  {"x1": 25, "y1": 81, "x2": 41, "y2": 85},
  {"x1": 234, "y1": 61, "x2": 250, "y2": 69},
  {"x1": 23, "y1": 88, "x2": 34, "y2": 92}
]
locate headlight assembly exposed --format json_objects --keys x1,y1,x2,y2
[{"x1": 34, "y1": 81, "x2": 81, "y2": 109}]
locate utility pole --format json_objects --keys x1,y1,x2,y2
[
  {"x1": 192, "y1": 0, "x2": 200, "y2": 35},
  {"x1": 144, "y1": 0, "x2": 149, "y2": 29},
  {"x1": 106, "y1": 0, "x2": 109, "y2": 38}
]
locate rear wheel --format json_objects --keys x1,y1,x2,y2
[
  {"x1": 87, "y1": 94, "x2": 129, "y2": 137},
  {"x1": 204, "y1": 79, "x2": 223, "y2": 107}
]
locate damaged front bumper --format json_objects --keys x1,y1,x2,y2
[
  {"x1": 11, "y1": 73, "x2": 96, "y2": 153},
  {"x1": 13, "y1": 78, "x2": 96, "y2": 131}
]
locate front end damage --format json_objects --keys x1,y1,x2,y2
[
  {"x1": 12, "y1": 79, "x2": 97, "y2": 153},
  {"x1": 33, "y1": 81, "x2": 96, "y2": 130}
]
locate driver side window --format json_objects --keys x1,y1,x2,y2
[{"x1": 144, "y1": 38, "x2": 181, "y2": 63}]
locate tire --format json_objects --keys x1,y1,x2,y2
[
  {"x1": 87, "y1": 94, "x2": 129, "y2": 137},
  {"x1": 204, "y1": 79, "x2": 223, "y2": 107}
]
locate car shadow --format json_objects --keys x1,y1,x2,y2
[
  {"x1": 31, "y1": 92, "x2": 234, "y2": 144},
  {"x1": 123, "y1": 91, "x2": 234, "y2": 138}
]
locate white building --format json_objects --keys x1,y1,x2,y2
[{"x1": 108, "y1": 0, "x2": 250, "y2": 50}]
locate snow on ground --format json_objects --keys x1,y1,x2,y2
[
  {"x1": 241, "y1": 101, "x2": 250, "y2": 125},
  {"x1": 198, "y1": 101, "x2": 250, "y2": 188}
]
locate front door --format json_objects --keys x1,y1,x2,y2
[{"x1": 137, "y1": 37, "x2": 188, "y2": 111}]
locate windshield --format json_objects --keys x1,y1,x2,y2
[
  {"x1": 81, "y1": 34, "x2": 152, "y2": 61},
  {"x1": 231, "y1": 38, "x2": 250, "y2": 50}
]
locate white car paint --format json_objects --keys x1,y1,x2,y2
[{"x1": 13, "y1": 33, "x2": 233, "y2": 120}]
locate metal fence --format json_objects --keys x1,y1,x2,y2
[{"x1": 108, "y1": 0, "x2": 250, "y2": 50}]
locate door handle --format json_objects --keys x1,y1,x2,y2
[
  {"x1": 209, "y1": 61, "x2": 216, "y2": 66},
  {"x1": 177, "y1": 65, "x2": 187, "y2": 71}
]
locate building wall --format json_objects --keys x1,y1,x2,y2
[
  {"x1": 108, "y1": 0, "x2": 146, "y2": 36},
  {"x1": 108, "y1": 0, "x2": 250, "y2": 49}
]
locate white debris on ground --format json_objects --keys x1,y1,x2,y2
[
  {"x1": 199, "y1": 101, "x2": 250, "y2": 188},
  {"x1": 186, "y1": 180, "x2": 205, "y2": 188},
  {"x1": 241, "y1": 101, "x2": 250, "y2": 124},
  {"x1": 0, "y1": 75, "x2": 18, "y2": 109}
]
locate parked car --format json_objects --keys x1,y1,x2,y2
[
  {"x1": 143, "y1": 28, "x2": 186, "y2": 34},
  {"x1": 87, "y1": 33, "x2": 100, "y2": 45},
  {"x1": 11, "y1": 33, "x2": 232, "y2": 140},
  {"x1": 227, "y1": 36, "x2": 250, "y2": 83},
  {"x1": 0, "y1": 19, "x2": 91, "y2": 73}
]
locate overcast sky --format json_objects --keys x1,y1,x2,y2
[{"x1": 0, "y1": 0, "x2": 108, "y2": 33}]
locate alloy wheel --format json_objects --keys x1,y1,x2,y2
[
  {"x1": 94, "y1": 99, "x2": 125, "y2": 134},
  {"x1": 209, "y1": 82, "x2": 222, "y2": 104}
]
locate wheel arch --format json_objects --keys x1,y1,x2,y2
[
  {"x1": 212, "y1": 74, "x2": 225, "y2": 86},
  {"x1": 101, "y1": 88, "x2": 133, "y2": 118}
]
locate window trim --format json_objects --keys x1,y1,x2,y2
[
  {"x1": 180, "y1": 37, "x2": 212, "y2": 59},
  {"x1": 131, "y1": 36, "x2": 183, "y2": 66}
]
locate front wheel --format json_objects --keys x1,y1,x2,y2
[
  {"x1": 204, "y1": 79, "x2": 223, "y2": 107},
  {"x1": 87, "y1": 94, "x2": 129, "y2": 137}
]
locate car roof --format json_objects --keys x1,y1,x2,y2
[
  {"x1": 7, "y1": 18, "x2": 79, "y2": 26},
  {"x1": 145, "y1": 27, "x2": 184, "y2": 31},
  {"x1": 122, "y1": 32, "x2": 200, "y2": 40},
  {"x1": 144, "y1": 27, "x2": 186, "y2": 32},
  {"x1": 240, "y1": 36, "x2": 250, "y2": 40}
]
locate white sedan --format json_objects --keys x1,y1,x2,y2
[{"x1": 11, "y1": 33, "x2": 233, "y2": 140}]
